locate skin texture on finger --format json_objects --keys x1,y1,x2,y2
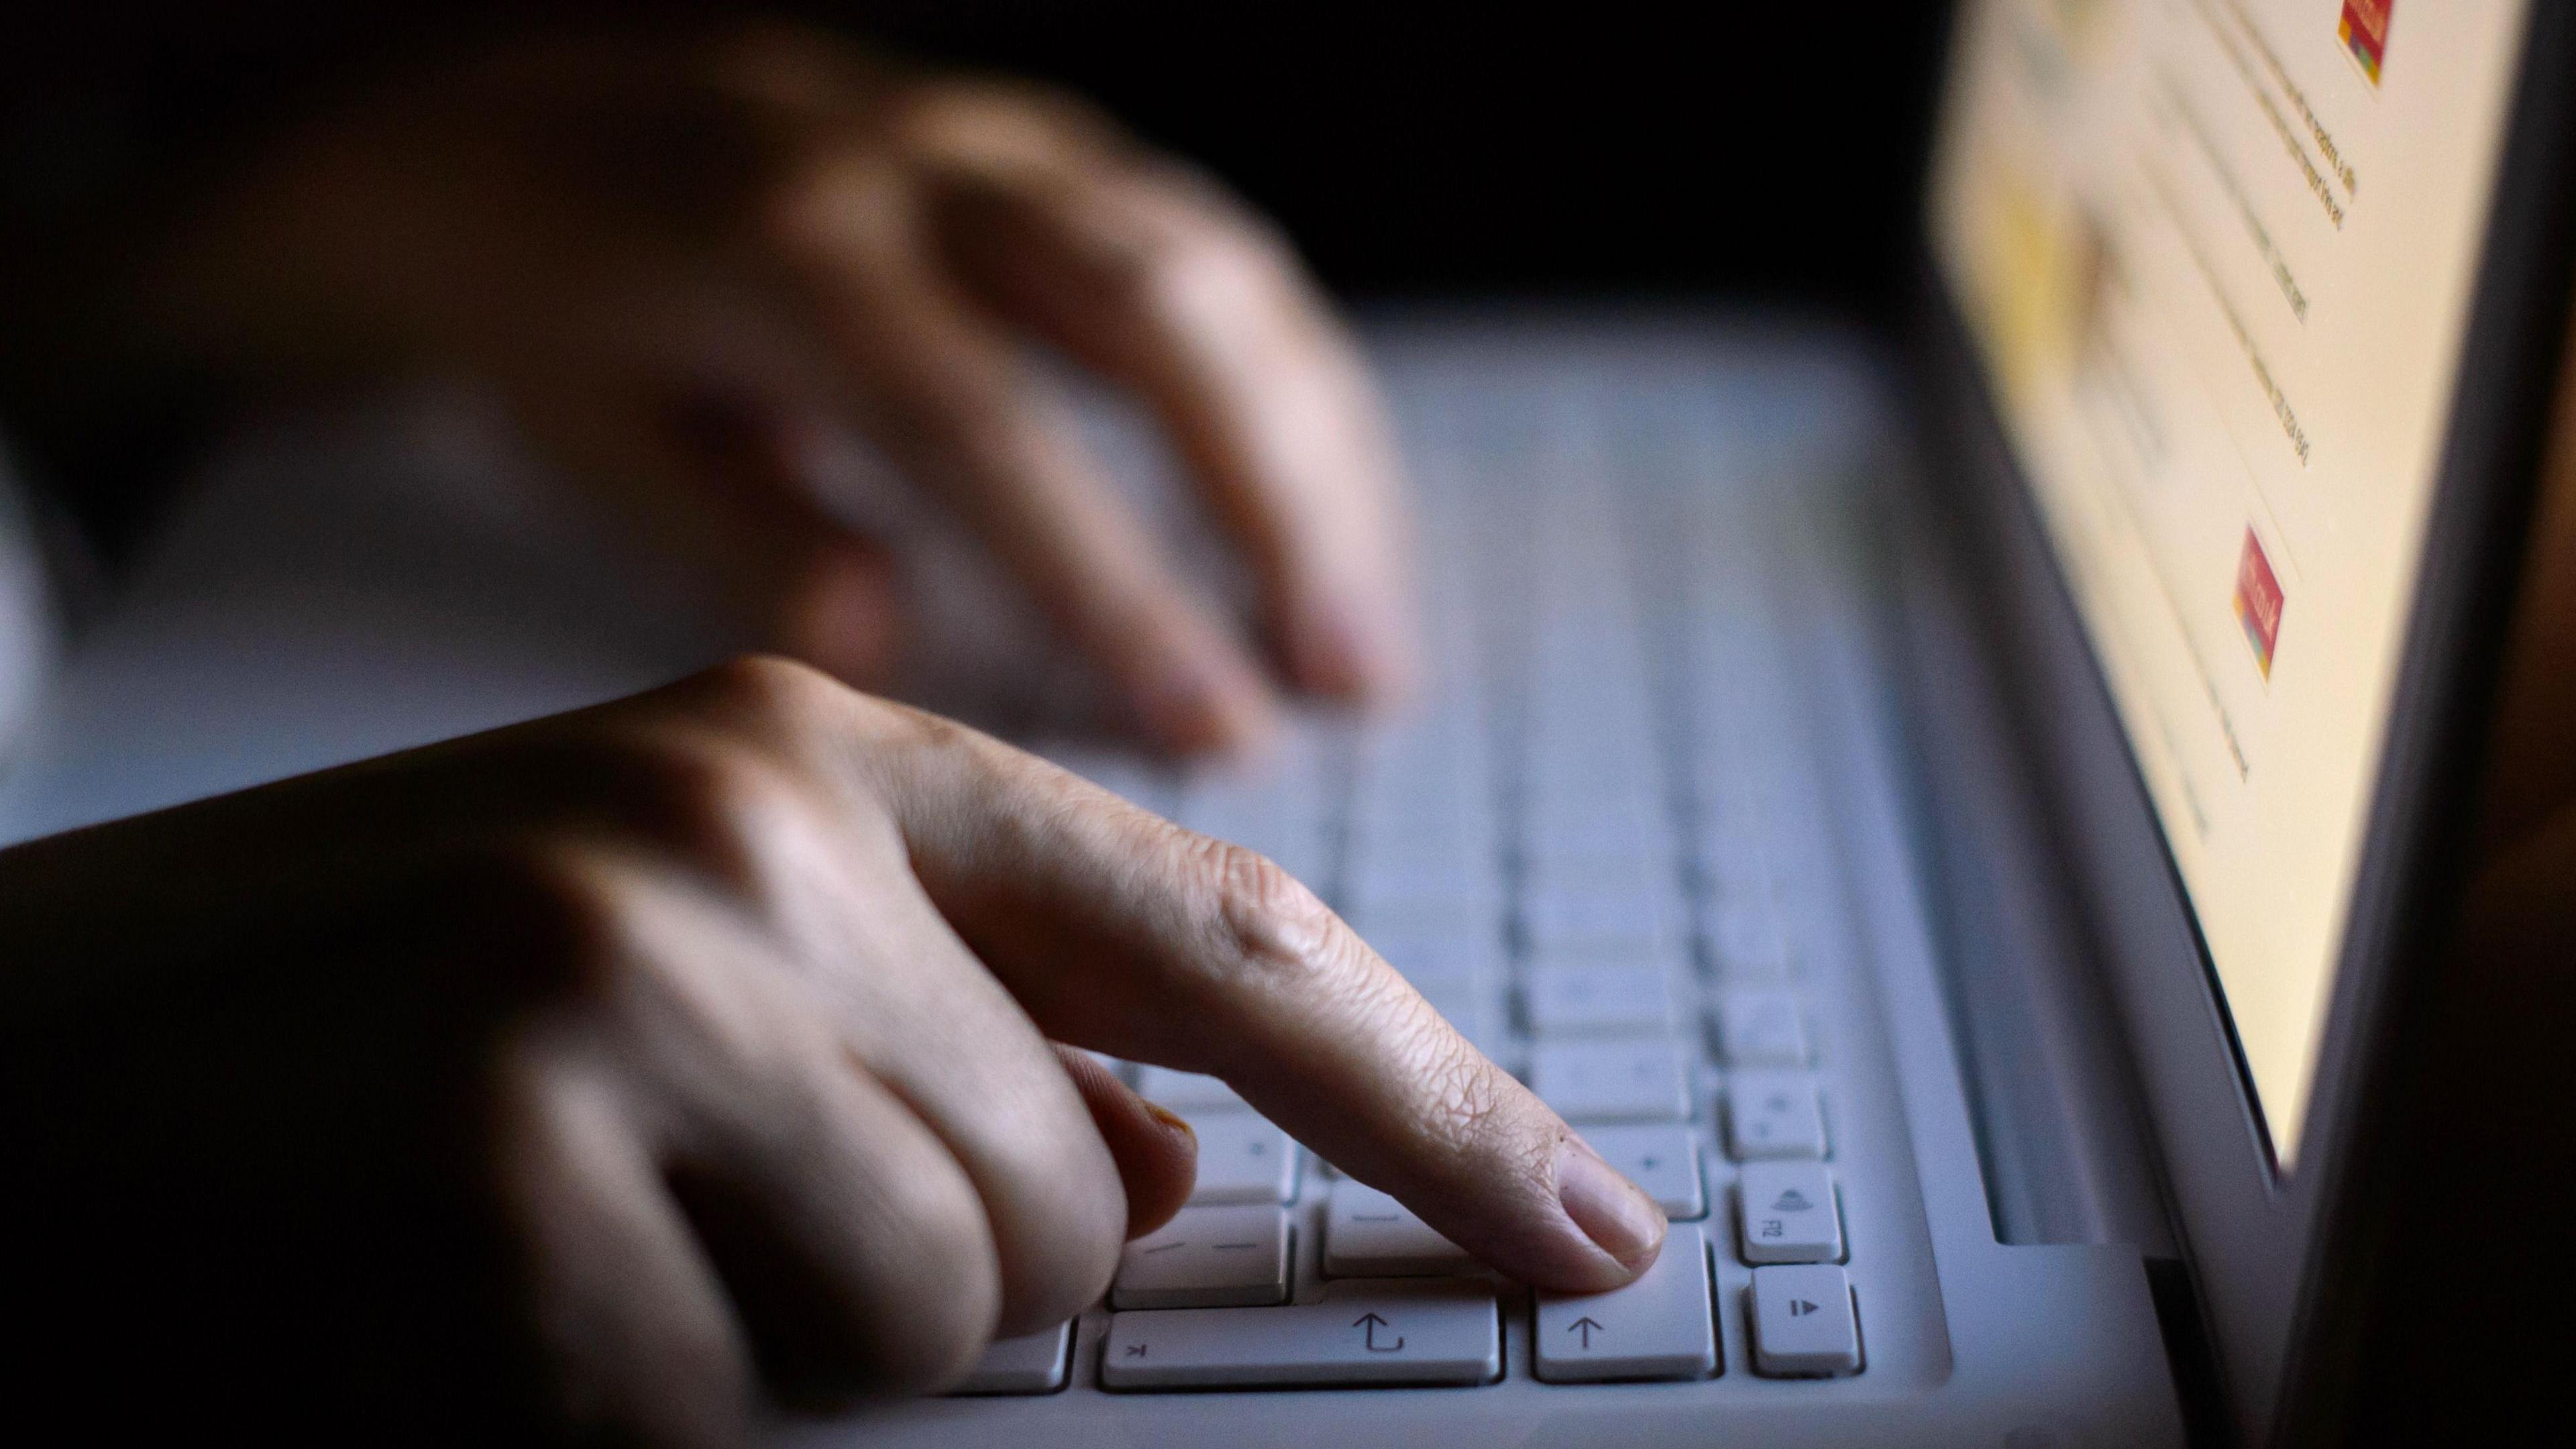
[
  {"x1": 1055, "y1": 1043, "x2": 1200, "y2": 1237},
  {"x1": 909, "y1": 101, "x2": 1418, "y2": 702},
  {"x1": 757, "y1": 153, "x2": 1279, "y2": 755},
  {"x1": 813, "y1": 687, "x2": 1667, "y2": 1291}
]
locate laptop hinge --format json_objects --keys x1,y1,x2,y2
[{"x1": 1874, "y1": 462, "x2": 2178, "y2": 1256}]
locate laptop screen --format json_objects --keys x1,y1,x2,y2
[{"x1": 1929, "y1": 0, "x2": 2529, "y2": 1167}]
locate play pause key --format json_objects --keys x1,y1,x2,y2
[{"x1": 1748, "y1": 1263, "x2": 1862, "y2": 1377}]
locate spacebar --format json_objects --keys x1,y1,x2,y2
[{"x1": 1101, "y1": 1279, "x2": 1500, "y2": 1389}]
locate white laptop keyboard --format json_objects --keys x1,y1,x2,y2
[
  {"x1": 0, "y1": 323, "x2": 2170, "y2": 1441},
  {"x1": 989, "y1": 352, "x2": 1876, "y2": 1395}
]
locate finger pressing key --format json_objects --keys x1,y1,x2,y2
[{"x1": 843, "y1": 702, "x2": 1668, "y2": 1292}]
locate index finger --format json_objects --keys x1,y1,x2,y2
[
  {"x1": 913, "y1": 105, "x2": 1419, "y2": 704},
  {"x1": 830, "y1": 694, "x2": 1666, "y2": 1293},
  {"x1": 759, "y1": 154, "x2": 1281, "y2": 754}
]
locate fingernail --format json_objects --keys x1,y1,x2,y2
[
  {"x1": 1287, "y1": 595, "x2": 1376, "y2": 700},
  {"x1": 1142, "y1": 1101, "x2": 1197, "y2": 1147},
  {"x1": 782, "y1": 552, "x2": 904, "y2": 686},
  {"x1": 1137, "y1": 652, "x2": 1270, "y2": 756},
  {"x1": 1555, "y1": 1136, "x2": 1666, "y2": 1271},
  {"x1": 1138, "y1": 656, "x2": 1221, "y2": 747}
]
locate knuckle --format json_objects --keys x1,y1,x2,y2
[
  {"x1": 1124, "y1": 195, "x2": 1301, "y2": 318},
  {"x1": 1187, "y1": 835, "x2": 1346, "y2": 991},
  {"x1": 411, "y1": 841, "x2": 663, "y2": 1026},
  {"x1": 1116, "y1": 222, "x2": 1279, "y2": 325},
  {"x1": 693, "y1": 653, "x2": 847, "y2": 737},
  {"x1": 452, "y1": 841, "x2": 644, "y2": 991},
  {"x1": 610, "y1": 732, "x2": 813, "y2": 890}
]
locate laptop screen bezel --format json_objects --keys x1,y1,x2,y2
[{"x1": 1913, "y1": 7, "x2": 2576, "y2": 1440}]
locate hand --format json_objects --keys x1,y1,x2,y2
[
  {"x1": 126, "y1": 21, "x2": 1415, "y2": 753},
  {"x1": 0, "y1": 656, "x2": 1661, "y2": 1444}
]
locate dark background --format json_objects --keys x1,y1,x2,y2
[
  {"x1": 857, "y1": 1, "x2": 1961, "y2": 309},
  {"x1": 5, "y1": 0, "x2": 1962, "y2": 310},
  {"x1": 0, "y1": 0, "x2": 1960, "y2": 551}
]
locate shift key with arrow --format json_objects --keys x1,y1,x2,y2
[
  {"x1": 1534, "y1": 1223, "x2": 1719, "y2": 1383},
  {"x1": 1100, "y1": 1280, "x2": 1499, "y2": 1390}
]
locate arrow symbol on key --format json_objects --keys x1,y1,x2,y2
[
  {"x1": 1568, "y1": 1316, "x2": 1605, "y2": 1349},
  {"x1": 1354, "y1": 1312, "x2": 1405, "y2": 1352}
]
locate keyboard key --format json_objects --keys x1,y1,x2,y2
[
  {"x1": 1523, "y1": 965, "x2": 1676, "y2": 1036},
  {"x1": 1748, "y1": 1264, "x2": 1862, "y2": 1377},
  {"x1": 1187, "y1": 1112, "x2": 1301, "y2": 1204},
  {"x1": 1113, "y1": 1205, "x2": 1292, "y2": 1309},
  {"x1": 1531, "y1": 1040, "x2": 1693, "y2": 1122},
  {"x1": 1706, "y1": 900, "x2": 1789, "y2": 979},
  {"x1": 1713, "y1": 987, "x2": 1809, "y2": 1067},
  {"x1": 1040, "y1": 747, "x2": 1163, "y2": 814},
  {"x1": 1101, "y1": 1279, "x2": 1501, "y2": 1389},
  {"x1": 1724, "y1": 1073, "x2": 1829, "y2": 1159},
  {"x1": 1522, "y1": 845, "x2": 1673, "y2": 900},
  {"x1": 1534, "y1": 1224, "x2": 1718, "y2": 1382},
  {"x1": 1525, "y1": 945, "x2": 1690, "y2": 991},
  {"x1": 1577, "y1": 1123, "x2": 1707, "y2": 1219},
  {"x1": 951, "y1": 1322, "x2": 1071, "y2": 1395},
  {"x1": 1522, "y1": 890, "x2": 1679, "y2": 956},
  {"x1": 1412, "y1": 981, "x2": 1502, "y2": 1052},
  {"x1": 1699, "y1": 839, "x2": 1773, "y2": 899},
  {"x1": 1735, "y1": 1161, "x2": 1843, "y2": 1264},
  {"x1": 1324, "y1": 1181, "x2": 1475, "y2": 1277},
  {"x1": 1362, "y1": 931, "x2": 1500, "y2": 985},
  {"x1": 1135, "y1": 1067, "x2": 1246, "y2": 1113},
  {"x1": 1342, "y1": 851, "x2": 1500, "y2": 912}
]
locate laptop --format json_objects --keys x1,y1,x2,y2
[{"x1": 0, "y1": 1, "x2": 2567, "y2": 1442}]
